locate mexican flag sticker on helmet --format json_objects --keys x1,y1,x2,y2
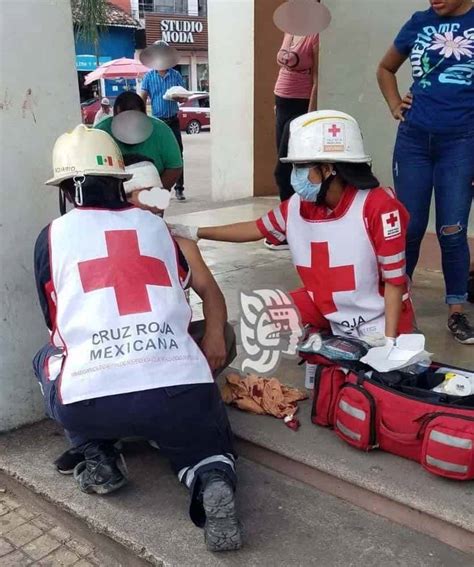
[{"x1": 96, "y1": 155, "x2": 114, "y2": 166}]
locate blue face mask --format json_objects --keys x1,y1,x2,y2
[{"x1": 291, "y1": 166, "x2": 322, "y2": 202}]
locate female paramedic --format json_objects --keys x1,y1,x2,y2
[{"x1": 170, "y1": 111, "x2": 415, "y2": 345}]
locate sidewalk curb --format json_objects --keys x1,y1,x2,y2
[{"x1": 236, "y1": 438, "x2": 474, "y2": 555}]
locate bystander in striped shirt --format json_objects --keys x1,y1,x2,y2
[{"x1": 141, "y1": 68, "x2": 185, "y2": 119}]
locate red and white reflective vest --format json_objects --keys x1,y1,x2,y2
[
  {"x1": 286, "y1": 192, "x2": 385, "y2": 338},
  {"x1": 48, "y1": 207, "x2": 212, "y2": 405}
]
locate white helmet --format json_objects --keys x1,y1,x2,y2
[
  {"x1": 281, "y1": 110, "x2": 371, "y2": 164},
  {"x1": 45, "y1": 124, "x2": 132, "y2": 186}
]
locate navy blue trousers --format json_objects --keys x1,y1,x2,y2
[{"x1": 33, "y1": 344, "x2": 237, "y2": 526}]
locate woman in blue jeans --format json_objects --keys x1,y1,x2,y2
[{"x1": 377, "y1": 0, "x2": 474, "y2": 344}]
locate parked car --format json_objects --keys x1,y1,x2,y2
[
  {"x1": 178, "y1": 94, "x2": 210, "y2": 134},
  {"x1": 81, "y1": 98, "x2": 100, "y2": 125}
]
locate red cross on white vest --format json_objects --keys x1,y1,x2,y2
[
  {"x1": 296, "y1": 242, "x2": 356, "y2": 316},
  {"x1": 328, "y1": 124, "x2": 341, "y2": 137},
  {"x1": 78, "y1": 230, "x2": 172, "y2": 316}
]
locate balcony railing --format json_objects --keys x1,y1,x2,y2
[{"x1": 138, "y1": 0, "x2": 207, "y2": 18}]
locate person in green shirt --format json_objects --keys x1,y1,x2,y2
[{"x1": 95, "y1": 92, "x2": 183, "y2": 192}]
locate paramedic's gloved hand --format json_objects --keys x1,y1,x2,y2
[
  {"x1": 167, "y1": 223, "x2": 199, "y2": 241},
  {"x1": 364, "y1": 334, "x2": 396, "y2": 348}
]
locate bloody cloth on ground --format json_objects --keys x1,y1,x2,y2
[{"x1": 221, "y1": 373, "x2": 308, "y2": 420}]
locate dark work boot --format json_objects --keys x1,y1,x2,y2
[
  {"x1": 201, "y1": 471, "x2": 241, "y2": 552},
  {"x1": 54, "y1": 448, "x2": 85, "y2": 475},
  {"x1": 73, "y1": 441, "x2": 128, "y2": 495}
]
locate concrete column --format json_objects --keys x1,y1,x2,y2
[
  {"x1": 208, "y1": 0, "x2": 281, "y2": 201},
  {"x1": 208, "y1": 0, "x2": 255, "y2": 201},
  {"x1": 190, "y1": 52, "x2": 198, "y2": 91},
  {"x1": 0, "y1": 0, "x2": 81, "y2": 431}
]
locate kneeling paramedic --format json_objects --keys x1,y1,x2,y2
[
  {"x1": 170, "y1": 111, "x2": 415, "y2": 344},
  {"x1": 32, "y1": 125, "x2": 242, "y2": 552}
]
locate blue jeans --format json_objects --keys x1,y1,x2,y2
[{"x1": 393, "y1": 123, "x2": 474, "y2": 305}]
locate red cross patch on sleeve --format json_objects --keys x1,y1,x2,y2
[{"x1": 381, "y1": 210, "x2": 401, "y2": 240}]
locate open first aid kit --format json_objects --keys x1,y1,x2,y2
[{"x1": 299, "y1": 331, "x2": 474, "y2": 481}]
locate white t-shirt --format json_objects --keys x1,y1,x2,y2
[{"x1": 93, "y1": 108, "x2": 112, "y2": 126}]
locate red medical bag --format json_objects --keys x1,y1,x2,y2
[{"x1": 306, "y1": 356, "x2": 474, "y2": 481}]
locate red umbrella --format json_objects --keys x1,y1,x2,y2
[{"x1": 84, "y1": 57, "x2": 150, "y2": 85}]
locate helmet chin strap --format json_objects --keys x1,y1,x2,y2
[
  {"x1": 73, "y1": 175, "x2": 85, "y2": 207},
  {"x1": 59, "y1": 189, "x2": 67, "y2": 216}
]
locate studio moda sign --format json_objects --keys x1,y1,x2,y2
[{"x1": 161, "y1": 19, "x2": 204, "y2": 44}]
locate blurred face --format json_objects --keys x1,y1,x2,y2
[
  {"x1": 128, "y1": 188, "x2": 163, "y2": 215},
  {"x1": 430, "y1": 0, "x2": 471, "y2": 16},
  {"x1": 127, "y1": 191, "x2": 163, "y2": 216},
  {"x1": 101, "y1": 104, "x2": 110, "y2": 112}
]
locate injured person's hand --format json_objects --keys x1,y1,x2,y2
[{"x1": 167, "y1": 223, "x2": 199, "y2": 241}]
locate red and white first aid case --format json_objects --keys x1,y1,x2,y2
[{"x1": 300, "y1": 346, "x2": 474, "y2": 481}]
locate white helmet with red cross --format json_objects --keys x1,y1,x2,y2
[
  {"x1": 281, "y1": 110, "x2": 371, "y2": 164},
  {"x1": 45, "y1": 124, "x2": 132, "y2": 186}
]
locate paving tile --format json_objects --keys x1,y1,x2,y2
[
  {"x1": 65, "y1": 536, "x2": 93, "y2": 557},
  {"x1": 74, "y1": 561, "x2": 94, "y2": 567},
  {"x1": 23, "y1": 534, "x2": 61, "y2": 561},
  {"x1": 0, "y1": 511, "x2": 26, "y2": 535},
  {"x1": 38, "y1": 545, "x2": 80, "y2": 566},
  {"x1": 31, "y1": 515, "x2": 56, "y2": 532},
  {"x1": 4, "y1": 523, "x2": 43, "y2": 547},
  {"x1": 0, "y1": 496, "x2": 20, "y2": 511},
  {"x1": 48, "y1": 526, "x2": 71, "y2": 544},
  {"x1": 16, "y1": 507, "x2": 38, "y2": 521},
  {"x1": 0, "y1": 550, "x2": 32, "y2": 566},
  {"x1": 86, "y1": 551, "x2": 121, "y2": 567},
  {"x1": 0, "y1": 538, "x2": 14, "y2": 558}
]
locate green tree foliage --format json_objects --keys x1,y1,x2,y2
[{"x1": 72, "y1": 0, "x2": 108, "y2": 63}]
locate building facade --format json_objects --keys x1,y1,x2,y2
[
  {"x1": 72, "y1": 0, "x2": 140, "y2": 101},
  {"x1": 140, "y1": 0, "x2": 208, "y2": 92}
]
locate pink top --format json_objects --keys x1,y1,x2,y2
[{"x1": 274, "y1": 35, "x2": 319, "y2": 99}]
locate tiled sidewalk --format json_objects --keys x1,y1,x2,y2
[{"x1": 0, "y1": 490, "x2": 117, "y2": 567}]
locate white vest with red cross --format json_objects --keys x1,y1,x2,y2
[
  {"x1": 48, "y1": 207, "x2": 213, "y2": 405},
  {"x1": 286, "y1": 191, "x2": 385, "y2": 338}
]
